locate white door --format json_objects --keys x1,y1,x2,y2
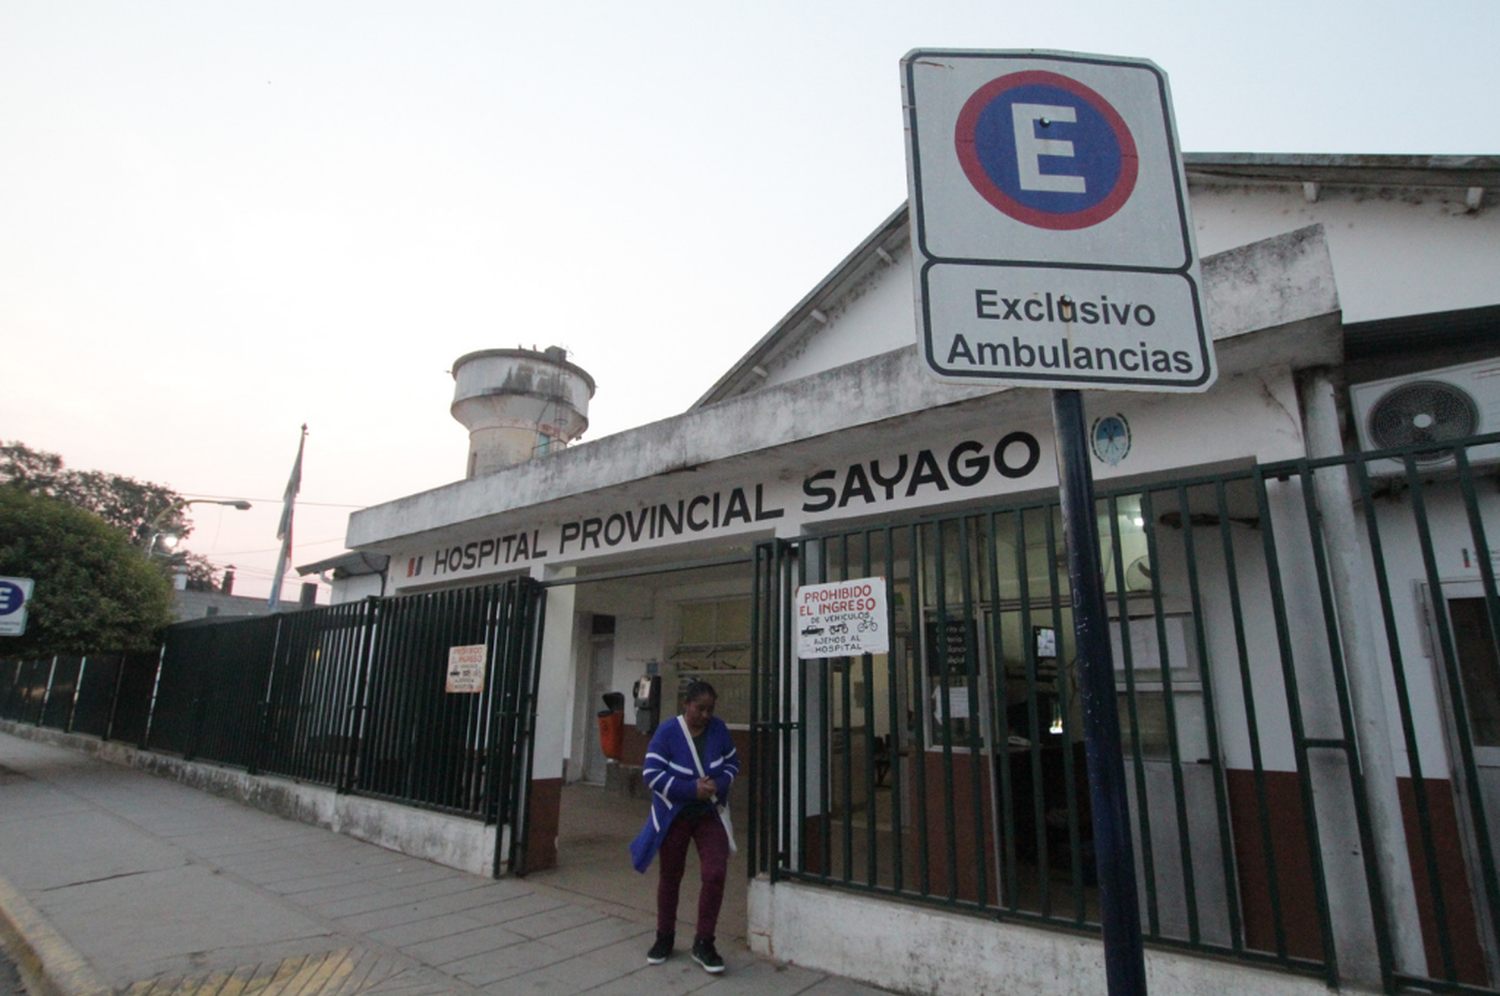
[{"x1": 1429, "y1": 582, "x2": 1500, "y2": 982}]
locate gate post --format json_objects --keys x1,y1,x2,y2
[
  {"x1": 513, "y1": 565, "x2": 574, "y2": 876},
  {"x1": 1301, "y1": 370, "x2": 1426, "y2": 981}
]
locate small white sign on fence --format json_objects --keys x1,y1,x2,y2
[
  {"x1": 446, "y1": 644, "x2": 486, "y2": 694},
  {"x1": 795, "y1": 577, "x2": 890, "y2": 659}
]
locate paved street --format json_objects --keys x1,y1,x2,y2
[{"x1": 0, "y1": 730, "x2": 891, "y2": 996}]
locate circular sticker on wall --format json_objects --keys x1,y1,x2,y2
[
  {"x1": 954, "y1": 70, "x2": 1139, "y2": 231},
  {"x1": 1091, "y1": 414, "x2": 1132, "y2": 465}
]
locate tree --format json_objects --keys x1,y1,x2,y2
[
  {"x1": 1, "y1": 441, "x2": 192, "y2": 546},
  {"x1": 0, "y1": 488, "x2": 174, "y2": 657},
  {"x1": 175, "y1": 551, "x2": 223, "y2": 593}
]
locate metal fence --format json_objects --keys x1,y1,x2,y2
[
  {"x1": 1, "y1": 577, "x2": 548, "y2": 876},
  {"x1": 751, "y1": 435, "x2": 1500, "y2": 995},
  {"x1": 0, "y1": 654, "x2": 146, "y2": 737}
]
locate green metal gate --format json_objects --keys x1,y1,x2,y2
[
  {"x1": 3, "y1": 576, "x2": 549, "y2": 879},
  {"x1": 750, "y1": 439, "x2": 1500, "y2": 995}
]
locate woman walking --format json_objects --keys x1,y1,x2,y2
[{"x1": 629, "y1": 680, "x2": 738, "y2": 974}]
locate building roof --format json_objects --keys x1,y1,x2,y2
[
  {"x1": 1180, "y1": 153, "x2": 1500, "y2": 190},
  {"x1": 296, "y1": 551, "x2": 390, "y2": 579},
  {"x1": 172, "y1": 589, "x2": 291, "y2": 621},
  {"x1": 693, "y1": 153, "x2": 1499, "y2": 410}
]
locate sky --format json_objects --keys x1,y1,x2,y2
[{"x1": 3, "y1": 1, "x2": 1498, "y2": 601}]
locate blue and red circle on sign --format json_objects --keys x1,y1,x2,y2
[
  {"x1": 954, "y1": 70, "x2": 1138, "y2": 231},
  {"x1": 0, "y1": 581, "x2": 24, "y2": 615}
]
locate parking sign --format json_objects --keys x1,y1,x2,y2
[
  {"x1": 902, "y1": 50, "x2": 1214, "y2": 392},
  {"x1": 0, "y1": 577, "x2": 35, "y2": 637}
]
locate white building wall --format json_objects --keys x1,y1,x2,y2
[
  {"x1": 613, "y1": 612, "x2": 663, "y2": 697},
  {"x1": 759, "y1": 240, "x2": 917, "y2": 391},
  {"x1": 1190, "y1": 183, "x2": 1500, "y2": 323},
  {"x1": 326, "y1": 573, "x2": 384, "y2": 604},
  {"x1": 531, "y1": 569, "x2": 575, "y2": 785},
  {"x1": 750, "y1": 878, "x2": 1336, "y2": 996}
]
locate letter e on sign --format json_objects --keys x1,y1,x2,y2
[{"x1": 446, "y1": 644, "x2": 487, "y2": 694}]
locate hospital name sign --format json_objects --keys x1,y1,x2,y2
[{"x1": 397, "y1": 429, "x2": 1045, "y2": 584}]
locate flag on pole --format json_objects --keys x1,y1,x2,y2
[{"x1": 268, "y1": 425, "x2": 307, "y2": 609}]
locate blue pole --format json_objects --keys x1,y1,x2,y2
[{"x1": 1052, "y1": 388, "x2": 1147, "y2": 996}]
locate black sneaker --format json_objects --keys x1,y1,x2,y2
[
  {"x1": 646, "y1": 932, "x2": 674, "y2": 965},
  {"x1": 691, "y1": 936, "x2": 725, "y2": 974}
]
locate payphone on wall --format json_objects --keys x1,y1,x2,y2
[{"x1": 632, "y1": 674, "x2": 661, "y2": 735}]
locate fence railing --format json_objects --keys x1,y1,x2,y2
[
  {"x1": 751, "y1": 435, "x2": 1500, "y2": 996},
  {"x1": 1, "y1": 578, "x2": 547, "y2": 871},
  {"x1": 0, "y1": 653, "x2": 150, "y2": 738}
]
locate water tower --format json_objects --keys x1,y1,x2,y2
[{"x1": 451, "y1": 346, "x2": 596, "y2": 478}]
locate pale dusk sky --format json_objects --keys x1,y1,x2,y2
[{"x1": 3, "y1": 1, "x2": 1496, "y2": 599}]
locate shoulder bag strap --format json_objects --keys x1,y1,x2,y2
[
  {"x1": 678, "y1": 715, "x2": 706, "y2": 778},
  {"x1": 677, "y1": 716, "x2": 715, "y2": 798}
]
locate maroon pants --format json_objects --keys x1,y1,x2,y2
[{"x1": 656, "y1": 809, "x2": 729, "y2": 939}]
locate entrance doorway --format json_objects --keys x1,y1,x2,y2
[{"x1": 536, "y1": 552, "x2": 757, "y2": 945}]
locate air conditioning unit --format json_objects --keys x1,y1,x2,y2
[{"x1": 1350, "y1": 357, "x2": 1500, "y2": 476}]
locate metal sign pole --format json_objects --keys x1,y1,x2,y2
[{"x1": 1051, "y1": 388, "x2": 1147, "y2": 996}]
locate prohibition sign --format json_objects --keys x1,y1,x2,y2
[{"x1": 955, "y1": 70, "x2": 1139, "y2": 231}]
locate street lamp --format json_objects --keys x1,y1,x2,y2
[{"x1": 143, "y1": 499, "x2": 252, "y2": 558}]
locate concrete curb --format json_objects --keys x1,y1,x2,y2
[
  {"x1": 0, "y1": 721, "x2": 501, "y2": 879},
  {"x1": 0, "y1": 871, "x2": 110, "y2": 996}
]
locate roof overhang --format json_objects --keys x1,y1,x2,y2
[
  {"x1": 296, "y1": 551, "x2": 390, "y2": 579},
  {"x1": 1181, "y1": 152, "x2": 1500, "y2": 190}
]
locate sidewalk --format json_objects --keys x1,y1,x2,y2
[{"x1": 0, "y1": 732, "x2": 888, "y2": 996}]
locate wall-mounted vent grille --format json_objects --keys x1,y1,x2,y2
[
  {"x1": 1351, "y1": 357, "x2": 1500, "y2": 476},
  {"x1": 1366, "y1": 381, "x2": 1481, "y2": 459}
]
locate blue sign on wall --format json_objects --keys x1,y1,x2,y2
[{"x1": 0, "y1": 576, "x2": 34, "y2": 637}]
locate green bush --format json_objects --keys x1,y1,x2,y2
[{"x1": 0, "y1": 488, "x2": 173, "y2": 657}]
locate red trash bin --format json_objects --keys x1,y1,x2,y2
[{"x1": 597, "y1": 710, "x2": 624, "y2": 760}]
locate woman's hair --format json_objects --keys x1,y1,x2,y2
[{"x1": 682, "y1": 679, "x2": 717, "y2": 705}]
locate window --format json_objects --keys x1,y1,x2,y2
[{"x1": 673, "y1": 597, "x2": 752, "y2": 727}]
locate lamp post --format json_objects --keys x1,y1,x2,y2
[{"x1": 142, "y1": 499, "x2": 252, "y2": 558}]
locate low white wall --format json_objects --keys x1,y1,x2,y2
[
  {"x1": 748, "y1": 877, "x2": 1349, "y2": 996},
  {"x1": 0, "y1": 722, "x2": 501, "y2": 878}
]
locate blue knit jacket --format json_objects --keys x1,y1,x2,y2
[{"x1": 629, "y1": 715, "x2": 739, "y2": 873}]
